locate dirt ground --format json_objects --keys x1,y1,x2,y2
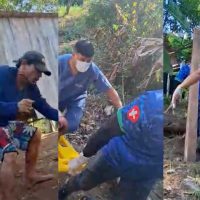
[
  {"x1": 58, "y1": 129, "x2": 162, "y2": 200},
  {"x1": 0, "y1": 131, "x2": 116, "y2": 200},
  {"x1": 164, "y1": 102, "x2": 200, "y2": 200},
  {"x1": 0, "y1": 95, "x2": 164, "y2": 200},
  {"x1": 58, "y1": 133, "x2": 117, "y2": 200},
  {"x1": 0, "y1": 129, "x2": 163, "y2": 200},
  {"x1": 164, "y1": 135, "x2": 200, "y2": 200},
  {"x1": 59, "y1": 173, "x2": 115, "y2": 200},
  {"x1": 56, "y1": 96, "x2": 163, "y2": 200},
  {"x1": 0, "y1": 132, "x2": 58, "y2": 200}
]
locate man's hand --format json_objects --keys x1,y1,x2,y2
[
  {"x1": 68, "y1": 152, "x2": 88, "y2": 175},
  {"x1": 16, "y1": 112, "x2": 34, "y2": 121},
  {"x1": 171, "y1": 86, "x2": 182, "y2": 109},
  {"x1": 17, "y1": 99, "x2": 34, "y2": 113},
  {"x1": 59, "y1": 116, "x2": 68, "y2": 135}
]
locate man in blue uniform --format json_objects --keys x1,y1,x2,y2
[
  {"x1": 0, "y1": 51, "x2": 58, "y2": 200},
  {"x1": 58, "y1": 40, "x2": 122, "y2": 133},
  {"x1": 59, "y1": 90, "x2": 163, "y2": 200},
  {"x1": 175, "y1": 62, "x2": 191, "y2": 83}
]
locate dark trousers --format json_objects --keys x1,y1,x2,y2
[{"x1": 60, "y1": 152, "x2": 158, "y2": 200}]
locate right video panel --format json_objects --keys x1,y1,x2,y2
[{"x1": 164, "y1": 0, "x2": 200, "y2": 199}]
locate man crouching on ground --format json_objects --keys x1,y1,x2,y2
[
  {"x1": 0, "y1": 51, "x2": 58, "y2": 200},
  {"x1": 59, "y1": 89, "x2": 163, "y2": 200}
]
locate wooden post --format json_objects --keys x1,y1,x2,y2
[
  {"x1": 167, "y1": 73, "x2": 170, "y2": 97},
  {"x1": 184, "y1": 28, "x2": 200, "y2": 162}
]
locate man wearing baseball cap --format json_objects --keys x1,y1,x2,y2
[{"x1": 0, "y1": 51, "x2": 58, "y2": 200}]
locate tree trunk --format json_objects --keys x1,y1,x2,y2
[
  {"x1": 66, "y1": 0, "x2": 73, "y2": 14},
  {"x1": 184, "y1": 28, "x2": 200, "y2": 162}
]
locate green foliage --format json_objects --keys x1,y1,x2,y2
[
  {"x1": 180, "y1": 0, "x2": 200, "y2": 28},
  {"x1": 33, "y1": 119, "x2": 52, "y2": 133},
  {"x1": 61, "y1": 0, "x2": 162, "y2": 99},
  {"x1": 58, "y1": 4, "x2": 84, "y2": 17},
  {"x1": 0, "y1": 0, "x2": 57, "y2": 12},
  {"x1": 164, "y1": 96, "x2": 171, "y2": 107},
  {"x1": 63, "y1": 18, "x2": 87, "y2": 41},
  {"x1": 58, "y1": 5, "x2": 68, "y2": 16},
  {"x1": 85, "y1": 1, "x2": 116, "y2": 29},
  {"x1": 192, "y1": 190, "x2": 200, "y2": 200},
  {"x1": 62, "y1": 44, "x2": 73, "y2": 54},
  {"x1": 167, "y1": 33, "x2": 192, "y2": 61},
  {"x1": 166, "y1": 1, "x2": 190, "y2": 32},
  {"x1": 133, "y1": 0, "x2": 162, "y2": 37},
  {"x1": 190, "y1": 163, "x2": 200, "y2": 177},
  {"x1": 164, "y1": 48, "x2": 172, "y2": 74},
  {"x1": 58, "y1": 0, "x2": 83, "y2": 16},
  {"x1": 84, "y1": 0, "x2": 162, "y2": 37},
  {"x1": 164, "y1": 0, "x2": 200, "y2": 33},
  {"x1": 67, "y1": 5, "x2": 84, "y2": 16},
  {"x1": 62, "y1": 0, "x2": 162, "y2": 43},
  {"x1": 59, "y1": 0, "x2": 83, "y2": 6}
]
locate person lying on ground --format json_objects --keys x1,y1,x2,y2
[
  {"x1": 0, "y1": 51, "x2": 58, "y2": 200},
  {"x1": 58, "y1": 40, "x2": 122, "y2": 134},
  {"x1": 59, "y1": 90, "x2": 163, "y2": 200}
]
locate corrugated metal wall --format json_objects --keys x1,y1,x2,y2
[{"x1": 0, "y1": 12, "x2": 58, "y2": 116}]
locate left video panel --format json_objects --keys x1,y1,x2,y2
[{"x1": 0, "y1": 11, "x2": 58, "y2": 200}]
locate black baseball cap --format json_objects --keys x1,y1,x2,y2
[{"x1": 14, "y1": 51, "x2": 51, "y2": 76}]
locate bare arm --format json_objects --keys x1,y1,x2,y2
[
  {"x1": 106, "y1": 87, "x2": 122, "y2": 108},
  {"x1": 178, "y1": 68, "x2": 200, "y2": 89},
  {"x1": 172, "y1": 68, "x2": 200, "y2": 108}
]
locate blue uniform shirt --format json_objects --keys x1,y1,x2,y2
[
  {"x1": 175, "y1": 64, "x2": 190, "y2": 82},
  {"x1": 175, "y1": 64, "x2": 200, "y2": 99},
  {"x1": 59, "y1": 54, "x2": 112, "y2": 111},
  {"x1": 102, "y1": 90, "x2": 163, "y2": 177},
  {"x1": 0, "y1": 66, "x2": 58, "y2": 126}
]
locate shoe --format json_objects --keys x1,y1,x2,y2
[{"x1": 58, "y1": 184, "x2": 68, "y2": 200}]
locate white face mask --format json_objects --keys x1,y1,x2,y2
[{"x1": 76, "y1": 60, "x2": 91, "y2": 72}]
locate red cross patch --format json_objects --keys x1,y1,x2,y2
[{"x1": 127, "y1": 105, "x2": 140, "y2": 123}]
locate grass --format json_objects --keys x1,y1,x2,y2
[
  {"x1": 68, "y1": 5, "x2": 85, "y2": 18},
  {"x1": 32, "y1": 119, "x2": 53, "y2": 134},
  {"x1": 190, "y1": 163, "x2": 200, "y2": 177},
  {"x1": 58, "y1": 6, "x2": 67, "y2": 17},
  {"x1": 192, "y1": 190, "x2": 200, "y2": 200},
  {"x1": 164, "y1": 95, "x2": 171, "y2": 107},
  {"x1": 187, "y1": 165, "x2": 200, "y2": 200},
  {"x1": 59, "y1": 5, "x2": 87, "y2": 41},
  {"x1": 58, "y1": 5, "x2": 85, "y2": 18}
]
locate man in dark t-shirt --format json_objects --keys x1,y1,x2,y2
[{"x1": 0, "y1": 51, "x2": 58, "y2": 200}]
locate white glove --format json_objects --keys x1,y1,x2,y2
[
  {"x1": 59, "y1": 110, "x2": 63, "y2": 117},
  {"x1": 171, "y1": 86, "x2": 182, "y2": 109},
  {"x1": 68, "y1": 152, "x2": 89, "y2": 175}
]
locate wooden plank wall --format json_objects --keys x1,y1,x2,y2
[{"x1": 0, "y1": 13, "x2": 58, "y2": 115}]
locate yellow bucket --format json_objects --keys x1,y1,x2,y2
[{"x1": 58, "y1": 135, "x2": 79, "y2": 172}]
